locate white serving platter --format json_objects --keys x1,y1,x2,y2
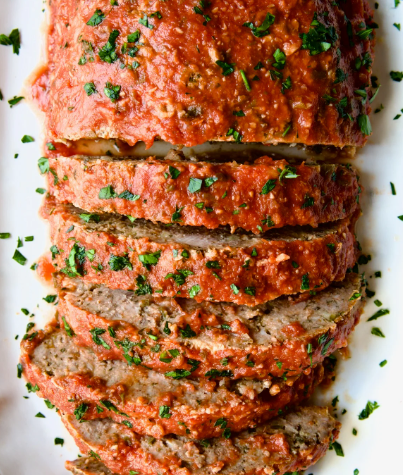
[{"x1": 0, "y1": 1, "x2": 402, "y2": 474}]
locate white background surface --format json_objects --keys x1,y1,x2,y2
[{"x1": 0, "y1": 1, "x2": 402, "y2": 474}]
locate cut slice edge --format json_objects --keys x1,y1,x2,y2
[
  {"x1": 44, "y1": 196, "x2": 359, "y2": 305},
  {"x1": 63, "y1": 406, "x2": 341, "y2": 475},
  {"x1": 20, "y1": 324, "x2": 324, "y2": 439}
]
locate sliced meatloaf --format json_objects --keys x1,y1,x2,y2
[
  {"x1": 43, "y1": 197, "x2": 359, "y2": 306},
  {"x1": 64, "y1": 406, "x2": 340, "y2": 475},
  {"x1": 56, "y1": 273, "x2": 363, "y2": 380},
  {"x1": 46, "y1": 155, "x2": 361, "y2": 233},
  {"x1": 20, "y1": 324, "x2": 324, "y2": 439},
  {"x1": 67, "y1": 459, "x2": 115, "y2": 475},
  {"x1": 33, "y1": 0, "x2": 375, "y2": 148}
]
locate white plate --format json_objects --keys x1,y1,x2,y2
[{"x1": 0, "y1": 1, "x2": 402, "y2": 474}]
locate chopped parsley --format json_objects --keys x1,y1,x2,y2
[
  {"x1": 188, "y1": 178, "x2": 203, "y2": 193},
  {"x1": 13, "y1": 249, "x2": 27, "y2": 266},
  {"x1": 301, "y1": 194, "x2": 314, "y2": 209},
  {"x1": 205, "y1": 369, "x2": 233, "y2": 379},
  {"x1": 135, "y1": 275, "x2": 152, "y2": 295},
  {"x1": 99, "y1": 30, "x2": 120, "y2": 63},
  {"x1": 379, "y1": 360, "x2": 387, "y2": 367},
  {"x1": 301, "y1": 273, "x2": 310, "y2": 290},
  {"x1": 159, "y1": 405, "x2": 171, "y2": 419},
  {"x1": 357, "y1": 114, "x2": 372, "y2": 136},
  {"x1": 62, "y1": 317, "x2": 75, "y2": 337},
  {"x1": 367, "y1": 308, "x2": 389, "y2": 321},
  {"x1": 38, "y1": 157, "x2": 49, "y2": 174},
  {"x1": 278, "y1": 165, "x2": 299, "y2": 183},
  {"x1": 139, "y1": 14, "x2": 156, "y2": 29},
  {"x1": 216, "y1": 60, "x2": 235, "y2": 76},
  {"x1": 390, "y1": 71, "x2": 403, "y2": 82},
  {"x1": 230, "y1": 283, "x2": 239, "y2": 295},
  {"x1": 281, "y1": 76, "x2": 292, "y2": 94},
  {"x1": 89, "y1": 328, "x2": 111, "y2": 349},
  {"x1": 109, "y1": 254, "x2": 133, "y2": 271},
  {"x1": 119, "y1": 190, "x2": 140, "y2": 201},
  {"x1": 0, "y1": 29, "x2": 21, "y2": 54},
  {"x1": 84, "y1": 82, "x2": 96, "y2": 96},
  {"x1": 206, "y1": 261, "x2": 221, "y2": 269},
  {"x1": 61, "y1": 243, "x2": 86, "y2": 277},
  {"x1": 300, "y1": 13, "x2": 338, "y2": 55},
  {"x1": 138, "y1": 250, "x2": 161, "y2": 269},
  {"x1": 261, "y1": 179, "x2": 276, "y2": 195},
  {"x1": 371, "y1": 327, "x2": 385, "y2": 338},
  {"x1": 334, "y1": 68, "x2": 348, "y2": 84},
  {"x1": 104, "y1": 82, "x2": 121, "y2": 102},
  {"x1": 243, "y1": 12, "x2": 275, "y2": 37},
  {"x1": 21, "y1": 135, "x2": 34, "y2": 143},
  {"x1": 189, "y1": 285, "x2": 201, "y2": 298},
  {"x1": 43, "y1": 294, "x2": 57, "y2": 304},
  {"x1": 165, "y1": 369, "x2": 191, "y2": 379},
  {"x1": 330, "y1": 441, "x2": 344, "y2": 457},
  {"x1": 172, "y1": 205, "x2": 185, "y2": 222},
  {"x1": 240, "y1": 70, "x2": 251, "y2": 91},
  {"x1": 168, "y1": 166, "x2": 181, "y2": 179},
  {"x1": 8, "y1": 96, "x2": 24, "y2": 107},
  {"x1": 358, "y1": 400, "x2": 379, "y2": 420},
  {"x1": 226, "y1": 127, "x2": 242, "y2": 143},
  {"x1": 86, "y1": 10, "x2": 105, "y2": 26},
  {"x1": 74, "y1": 403, "x2": 89, "y2": 421}
]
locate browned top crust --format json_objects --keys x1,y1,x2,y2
[{"x1": 33, "y1": 0, "x2": 375, "y2": 148}]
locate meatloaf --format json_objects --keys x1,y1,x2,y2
[
  {"x1": 64, "y1": 406, "x2": 340, "y2": 475},
  {"x1": 43, "y1": 197, "x2": 358, "y2": 305},
  {"x1": 56, "y1": 273, "x2": 363, "y2": 380},
  {"x1": 20, "y1": 325, "x2": 324, "y2": 439},
  {"x1": 46, "y1": 155, "x2": 361, "y2": 233},
  {"x1": 33, "y1": 0, "x2": 375, "y2": 148}
]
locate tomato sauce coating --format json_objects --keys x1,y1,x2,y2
[
  {"x1": 47, "y1": 155, "x2": 361, "y2": 233},
  {"x1": 33, "y1": 0, "x2": 375, "y2": 148}
]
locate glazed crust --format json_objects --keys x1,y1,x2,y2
[
  {"x1": 42, "y1": 197, "x2": 359, "y2": 306},
  {"x1": 47, "y1": 155, "x2": 361, "y2": 233},
  {"x1": 33, "y1": 0, "x2": 374, "y2": 148},
  {"x1": 56, "y1": 273, "x2": 363, "y2": 380}
]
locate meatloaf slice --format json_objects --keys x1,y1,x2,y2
[
  {"x1": 43, "y1": 197, "x2": 358, "y2": 306},
  {"x1": 46, "y1": 155, "x2": 361, "y2": 233},
  {"x1": 56, "y1": 273, "x2": 363, "y2": 380},
  {"x1": 64, "y1": 406, "x2": 340, "y2": 475},
  {"x1": 34, "y1": 0, "x2": 374, "y2": 148},
  {"x1": 67, "y1": 459, "x2": 115, "y2": 475},
  {"x1": 20, "y1": 324, "x2": 324, "y2": 439}
]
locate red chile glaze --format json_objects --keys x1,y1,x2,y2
[
  {"x1": 57, "y1": 287, "x2": 363, "y2": 379},
  {"x1": 63, "y1": 412, "x2": 340, "y2": 475},
  {"x1": 34, "y1": 0, "x2": 374, "y2": 148},
  {"x1": 20, "y1": 326, "x2": 324, "y2": 439},
  {"x1": 43, "y1": 197, "x2": 359, "y2": 306},
  {"x1": 47, "y1": 155, "x2": 361, "y2": 233}
]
